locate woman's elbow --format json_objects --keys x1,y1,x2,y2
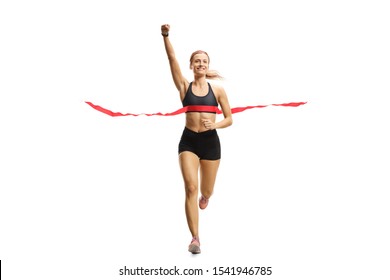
[{"x1": 228, "y1": 116, "x2": 233, "y2": 127}]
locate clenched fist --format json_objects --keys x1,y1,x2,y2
[
  {"x1": 161, "y1": 24, "x2": 170, "y2": 35},
  {"x1": 202, "y1": 119, "x2": 216, "y2": 130}
]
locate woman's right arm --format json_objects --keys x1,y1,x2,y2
[{"x1": 161, "y1": 24, "x2": 187, "y2": 99}]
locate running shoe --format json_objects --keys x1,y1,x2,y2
[
  {"x1": 199, "y1": 195, "x2": 209, "y2": 210},
  {"x1": 188, "y1": 237, "x2": 201, "y2": 254}
]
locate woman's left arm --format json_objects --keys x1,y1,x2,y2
[{"x1": 215, "y1": 87, "x2": 233, "y2": 129}]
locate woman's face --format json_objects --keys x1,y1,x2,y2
[{"x1": 191, "y1": 53, "x2": 209, "y2": 75}]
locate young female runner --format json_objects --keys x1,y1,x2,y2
[{"x1": 161, "y1": 24, "x2": 233, "y2": 254}]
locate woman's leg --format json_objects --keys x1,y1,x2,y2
[
  {"x1": 179, "y1": 151, "x2": 200, "y2": 238},
  {"x1": 200, "y1": 159, "x2": 220, "y2": 204}
]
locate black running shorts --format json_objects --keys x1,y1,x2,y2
[{"x1": 178, "y1": 127, "x2": 221, "y2": 160}]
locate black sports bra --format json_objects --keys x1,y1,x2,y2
[{"x1": 182, "y1": 82, "x2": 218, "y2": 113}]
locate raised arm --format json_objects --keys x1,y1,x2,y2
[{"x1": 161, "y1": 24, "x2": 188, "y2": 99}]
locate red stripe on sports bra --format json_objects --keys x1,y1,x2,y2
[
  {"x1": 85, "y1": 101, "x2": 307, "y2": 117},
  {"x1": 185, "y1": 105, "x2": 220, "y2": 113}
]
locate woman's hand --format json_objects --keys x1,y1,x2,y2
[
  {"x1": 202, "y1": 119, "x2": 216, "y2": 130},
  {"x1": 161, "y1": 24, "x2": 170, "y2": 34}
]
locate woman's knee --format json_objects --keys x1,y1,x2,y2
[
  {"x1": 201, "y1": 188, "x2": 213, "y2": 199},
  {"x1": 185, "y1": 182, "x2": 198, "y2": 197}
]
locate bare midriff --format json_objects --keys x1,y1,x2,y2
[{"x1": 185, "y1": 112, "x2": 217, "y2": 133}]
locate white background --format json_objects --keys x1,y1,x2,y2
[{"x1": 1, "y1": 0, "x2": 389, "y2": 279}]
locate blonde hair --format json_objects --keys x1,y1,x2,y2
[{"x1": 189, "y1": 50, "x2": 223, "y2": 80}]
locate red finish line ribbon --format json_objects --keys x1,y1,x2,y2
[{"x1": 85, "y1": 101, "x2": 307, "y2": 117}]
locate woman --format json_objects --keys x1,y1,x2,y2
[{"x1": 161, "y1": 24, "x2": 233, "y2": 254}]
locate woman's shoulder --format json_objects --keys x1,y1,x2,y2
[{"x1": 209, "y1": 82, "x2": 226, "y2": 96}]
